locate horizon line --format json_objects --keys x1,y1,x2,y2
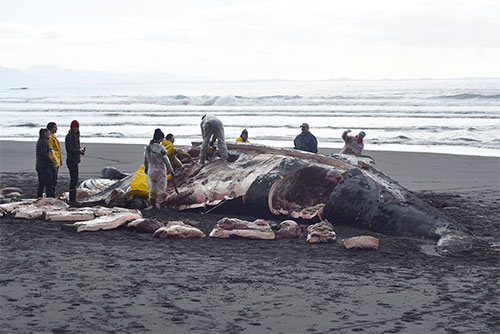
[{"x1": 1, "y1": 65, "x2": 500, "y2": 84}]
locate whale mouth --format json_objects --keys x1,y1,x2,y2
[{"x1": 268, "y1": 166, "x2": 343, "y2": 219}]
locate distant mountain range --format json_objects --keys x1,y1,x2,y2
[
  {"x1": 1, "y1": 66, "x2": 498, "y2": 88},
  {"x1": 0, "y1": 66, "x2": 181, "y2": 87}
]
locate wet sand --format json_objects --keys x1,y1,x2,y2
[{"x1": 1, "y1": 140, "x2": 499, "y2": 333}]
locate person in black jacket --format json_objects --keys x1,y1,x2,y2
[
  {"x1": 293, "y1": 123, "x2": 318, "y2": 153},
  {"x1": 65, "y1": 120, "x2": 85, "y2": 204},
  {"x1": 36, "y1": 128, "x2": 55, "y2": 197}
]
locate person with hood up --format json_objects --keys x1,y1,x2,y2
[
  {"x1": 236, "y1": 129, "x2": 250, "y2": 143},
  {"x1": 47, "y1": 122, "x2": 61, "y2": 193},
  {"x1": 162, "y1": 133, "x2": 192, "y2": 170},
  {"x1": 144, "y1": 128, "x2": 174, "y2": 209},
  {"x1": 65, "y1": 120, "x2": 85, "y2": 205},
  {"x1": 294, "y1": 123, "x2": 318, "y2": 153},
  {"x1": 36, "y1": 128, "x2": 55, "y2": 197},
  {"x1": 340, "y1": 130, "x2": 366, "y2": 156},
  {"x1": 200, "y1": 115, "x2": 228, "y2": 164}
]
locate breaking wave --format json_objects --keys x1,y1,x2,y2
[
  {"x1": 455, "y1": 137, "x2": 480, "y2": 142},
  {"x1": 9, "y1": 122, "x2": 39, "y2": 128},
  {"x1": 3, "y1": 92, "x2": 500, "y2": 107},
  {"x1": 434, "y1": 93, "x2": 500, "y2": 100}
]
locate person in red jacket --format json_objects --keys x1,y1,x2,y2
[
  {"x1": 340, "y1": 130, "x2": 365, "y2": 156},
  {"x1": 65, "y1": 120, "x2": 85, "y2": 205}
]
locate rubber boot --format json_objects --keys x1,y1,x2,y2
[
  {"x1": 69, "y1": 189, "x2": 77, "y2": 204},
  {"x1": 37, "y1": 184, "x2": 44, "y2": 198},
  {"x1": 150, "y1": 198, "x2": 157, "y2": 211},
  {"x1": 46, "y1": 185, "x2": 55, "y2": 198}
]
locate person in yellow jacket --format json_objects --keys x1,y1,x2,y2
[
  {"x1": 47, "y1": 122, "x2": 61, "y2": 194},
  {"x1": 162, "y1": 133, "x2": 192, "y2": 170},
  {"x1": 236, "y1": 129, "x2": 249, "y2": 143}
]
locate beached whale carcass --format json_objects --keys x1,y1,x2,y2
[{"x1": 82, "y1": 142, "x2": 478, "y2": 253}]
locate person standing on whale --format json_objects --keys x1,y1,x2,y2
[
  {"x1": 340, "y1": 129, "x2": 365, "y2": 156},
  {"x1": 65, "y1": 120, "x2": 85, "y2": 205}
]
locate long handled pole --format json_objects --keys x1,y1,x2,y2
[{"x1": 201, "y1": 199, "x2": 228, "y2": 215}]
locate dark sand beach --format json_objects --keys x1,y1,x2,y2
[{"x1": 1, "y1": 140, "x2": 499, "y2": 333}]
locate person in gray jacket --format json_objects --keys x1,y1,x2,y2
[
  {"x1": 36, "y1": 128, "x2": 55, "y2": 198},
  {"x1": 144, "y1": 128, "x2": 174, "y2": 209},
  {"x1": 199, "y1": 115, "x2": 228, "y2": 164}
]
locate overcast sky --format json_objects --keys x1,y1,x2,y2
[{"x1": 1, "y1": 0, "x2": 499, "y2": 80}]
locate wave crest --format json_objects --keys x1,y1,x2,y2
[{"x1": 434, "y1": 93, "x2": 500, "y2": 100}]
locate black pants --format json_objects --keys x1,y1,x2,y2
[
  {"x1": 36, "y1": 166, "x2": 55, "y2": 198},
  {"x1": 53, "y1": 166, "x2": 59, "y2": 188},
  {"x1": 67, "y1": 162, "x2": 79, "y2": 202}
]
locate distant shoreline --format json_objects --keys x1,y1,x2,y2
[{"x1": 2, "y1": 63, "x2": 500, "y2": 88}]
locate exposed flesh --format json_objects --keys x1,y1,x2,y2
[
  {"x1": 105, "y1": 189, "x2": 127, "y2": 207},
  {"x1": 209, "y1": 217, "x2": 275, "y2": 240},
  {"x1": 1, "y1": 187, "x2": 23, "y2": 195},
  {"x1": 342, "y1": 236, "x2": 379, "y2": 250},
  {"x1": 153, "y1": 221, "x2": 206, "y2": 239},
  {"x1": 275, "y1": 220, "x2": 302, "y2": 239},
  {"x1": 45, "y1": 209, "x2": 95, "y2": 222},
  {"x1": 268, "y1": 166, "x2": 342, "y2": 219},
  {"x1": 9, "y1": 198, "x2": 70, "y2": 219},
  {"x1": 73, "y1": 210, "x2": 142, "y2": 232},
  {"x1": 0, "y1": 199, "x2": 36, "y2": 213},
  {"x1": 306, "y1": 221, "x2": 336, "y2": 243},
  {"x1": 13, "y1": 206, "x2": 48, "y2": 219},
  {"x1": 127, "y1": 218, "x2": 165, "y2": 233}
]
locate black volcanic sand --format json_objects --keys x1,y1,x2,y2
[{"x1": 1, "y1": 170, "x2": 499, "y2": 334}]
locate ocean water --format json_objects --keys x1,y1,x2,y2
[{"x1": 0, "y1": 79, "x2": 499, "y2": 157}]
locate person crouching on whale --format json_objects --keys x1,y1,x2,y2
[
  {"x1": 162, "y1": 133, "x2": 193, "y2": 170},
  {"x1": 36, "y1": 128, "x2": 55, "y2": 198},
  {"x1": 144, "y1": 128, "x2": 175, "y2": 210},
  {"x1": 200, "y1": 115, "x2": 229, "y2": 164},
  {"x1": 65, "y1": 120, "x2": 85, "y2": 205},
  {"x1": 340, "y1": 129, "x2": 365, "y2": 156}
]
